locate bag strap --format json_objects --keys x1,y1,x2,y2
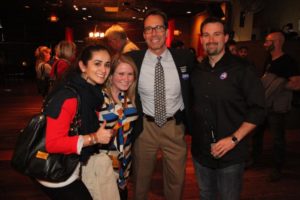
[
  {"x1": 41, "y1": 84, "x2": 81, "y2": 130},
  {"x1": 64, "y1": 84, "x2": 81, "y2": 124}
]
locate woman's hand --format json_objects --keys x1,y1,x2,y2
[{"x1": 94, "y1": 121, "x2": 113, "y2": 144}]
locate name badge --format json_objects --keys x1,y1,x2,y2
[{"x1": 182, "y1": 73, "x2": 189, "y2": 80}]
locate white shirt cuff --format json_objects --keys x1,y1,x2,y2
[{"x1": 77, "y1": 135, "x2": 84, "y2": 154}]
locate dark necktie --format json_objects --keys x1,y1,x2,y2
[{"x1": 154, "y1": 56, "x2": 167, "y2": 127}]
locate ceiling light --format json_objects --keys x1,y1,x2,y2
[
  {"x1": 82, "y1": 17, "x2": 87, "y2": 20},
  {"x1": 82, "y1": 7, "x2": 87, "y2": 11},
  {"x1": 89, "y1": 31, "x2": 104, "y2": 38},
  {"x1": 186, "y1": 11, "x2": 192, "y2": 14},
  {"x1": 88, "y1": 15, "x2": 92, "y2": 18},
  {"x1": 24, "y1": 5, "x2": 30, "y2": 9},
  {"x1": 104, "y1": 7, "x2": 119, "y2": 12},
  {"x1": 89, "y1": 32, "x2": 94, "y2": 37},
  {"x1": 49, "y1": 14, "x2": 59, "y2": 22}
]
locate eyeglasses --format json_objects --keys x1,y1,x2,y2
[{"x1": 144, "y1": 25, "x2": 166, "y2": 34}]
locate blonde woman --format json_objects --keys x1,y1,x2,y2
[
  {"x1": 50, "y1": 40, "x2": 76, "y2": 81},
  {"x1": 34, "y1": 46, "x2": 52, "y2": 96},
  {"x1": 82, "y1": 54, "x2": 138, "y2": 200}
]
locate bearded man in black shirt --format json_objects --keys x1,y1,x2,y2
[
  {"x1": 251, "y1": 31, "x2": 300, "y2": 182},
  {"x1": 191, "y1": 17, "x2": 266, "y2": 200}
]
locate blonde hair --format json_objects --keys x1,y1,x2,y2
[
  {"x1": 34, "y1": 46, "x2": 51, "y2": 67},
  {"x1": 56, "y1": 40, "x2": 76, "y2": 61},
  {"x1": 105, "y1": 54, "x2": 137, "y2": 106}
]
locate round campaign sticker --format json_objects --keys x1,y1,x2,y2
[{"x1": 219, "y1": 72, "x2": 228, "y2": 80}]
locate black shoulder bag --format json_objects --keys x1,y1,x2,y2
[{"x1": 11, "y1": 85, "x2": 81, "y2": 182}]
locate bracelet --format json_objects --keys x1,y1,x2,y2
[
  {"x1": 90, "y1": 133, "x2": 98, "y2": 144},
  {"x1": 87, "y1": 134, "x2": 93, "y2": 145},
  {"x1": 93, "y1": 133, "x2": 98, "y2": 144}
]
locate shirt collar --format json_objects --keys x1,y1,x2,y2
[
  {"x1": 146, "y1": 48, "x2": 170, "y2": 63},
  {"x1": 202, "y1": 52, "x2": 233, "y2": 70}
]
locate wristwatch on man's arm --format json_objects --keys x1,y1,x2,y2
[{"x1": 231, "y1": 135, "x2": 239, "y2": 145}]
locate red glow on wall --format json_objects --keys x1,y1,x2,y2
[
  {"x1": 166, "y1": 19, "x2": 175, "y2": 48},
  {"x1": 197, "y1": 33, "x2": 205, "y2": 57},
  {"x1": 65, "y1": 27, "x2": 74, "y2": 42}
]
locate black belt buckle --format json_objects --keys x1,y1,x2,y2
[{"x1": 144, "y1": 114, "x2": 174, "y2": 122}]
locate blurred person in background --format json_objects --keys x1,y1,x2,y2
[
  {"x1": 34, "y1": 46, "x2": 52, "y2": 97},
  {"x1": 238, "y1": 46, "x2": 249, "y2": 59},
  {"x1": 50, "y1": 40, "x2": 76, "y2": 83},
  {"x1": 251, "y1": 31, "x2": 300, "y2": 181},
  {"x1": 226, "y1": 39, "x2": 238, "y2": 56},
  {"x1": 105, "y1": 24, "x2": 139, "y2": 54}
]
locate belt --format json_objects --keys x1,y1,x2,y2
[{"x1": 144, "y1": 114, "x2": 174, "y2": 122}]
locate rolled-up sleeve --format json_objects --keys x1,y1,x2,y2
[{"x1": 242, "y1": 67, "x2": 266, "y2": 125}]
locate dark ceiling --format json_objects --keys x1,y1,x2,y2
[
  {"x1": 0, "y1": 0, "x2": 228, "y2": 43},
  {"x1": 0, "y1": 0, "x2": 229, "y2": 71},
  {"x1": 1, "y1": 0, "x2": 227, "y2": 23}
]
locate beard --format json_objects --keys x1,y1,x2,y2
[
  {"x1": 205, "y1": 42, "x2": 221, "y2": 56},
  {"x1": 266, "y1": 42, "x2": 275, "y2": 52}
]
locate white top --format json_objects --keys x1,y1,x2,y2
[
  {"x1": 36, "y1": 62, "x2": 52, "y2": 79},
  {"x1": 138, "y1": 49, "x2": 184, "y2": 117},
  {"x1": 37, "y1": 164, "x2": 80, "y2": 188}
]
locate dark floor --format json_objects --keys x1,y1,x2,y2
[{"x1": 1, "y1": 79, "x2": 300, "y2": 200}]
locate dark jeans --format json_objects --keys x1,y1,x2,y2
[
  {"x1": 38, "y1": 179, "x2": 93, "y2": 200},
  {"x1": 119, "y1": 187, "x2": 128, "y2": 200},
  {"x1": 252, "y1": 112, "x2": 286, "y2": 170},
  {"x1": 193, "y1": 158, "x2": 245, "y2": 200}
]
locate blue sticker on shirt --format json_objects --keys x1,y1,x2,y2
[{"x1": 220, "y1": 72, "x2": 227, "y2": 80}]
